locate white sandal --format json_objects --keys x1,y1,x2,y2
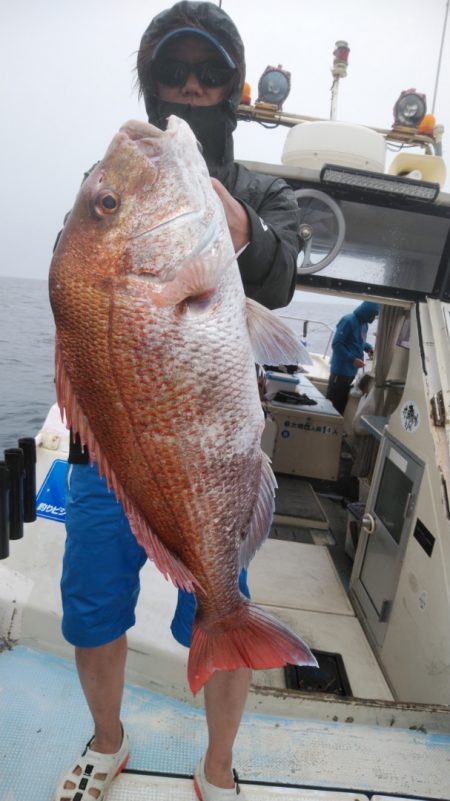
[
  {"x1": 53, "y1": 728, "x2": 130, "y2": 801},
  {"x1": 194, "y1": 754, "x2": 246, "y2": 799}
]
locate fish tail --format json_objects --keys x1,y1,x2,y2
[{"x1": 187, "y1": 600, "x2": 317, "y2": 695}]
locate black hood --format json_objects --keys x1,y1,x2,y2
[{"x1": 136, "y1": 1, "x2": 245, "y2": 171}]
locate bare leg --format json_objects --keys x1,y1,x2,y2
[
  {"x1": 62, "y1": 634, "x2": 127, "y2": 798},
  {"x1": 75, "y1": 634, "x2": 126, "y2": 751},
  {"x1": 203, "y1": 668, "x2": 251, "y2": 789}
]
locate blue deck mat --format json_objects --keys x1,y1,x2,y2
[
  {"x1": 2, "y1": 645, "x2": 450, "y2": 801},
  {"x1": 1, "y1": 645, "x2": 208, "y2": 800}
]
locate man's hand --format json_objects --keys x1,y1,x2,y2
[
  {"x1": 211, "y1": 177, "x2": 251, "y2": 252},
  {"x1": 353, "y1": 358, "x2": 365, "y2": 369},
  {"x1": 366, "y1": 349, "x2": 374, "y2": 360}
]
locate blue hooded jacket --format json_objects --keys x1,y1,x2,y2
[{"x1": 330, "y1": 301, "x2": 379, "y2": 377}]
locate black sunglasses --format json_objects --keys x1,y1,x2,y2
[{"x1": 152, "y1": 59, "x2": 236, "y2": 89}]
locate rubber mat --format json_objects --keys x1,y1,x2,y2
[{"x1": 274, "y1": 477, "x2": 328, "y2": 529}]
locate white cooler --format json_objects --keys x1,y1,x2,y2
[{"x1": 263, "y1": 375, "x2": 343, "y2": 481}]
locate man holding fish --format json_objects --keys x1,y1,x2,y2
[{"x1": 51, "y1": 3, "x2": 315, "y2": 800}]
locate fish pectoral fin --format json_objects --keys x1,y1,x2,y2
[
  {"x1": 150, "y1": 255, "x2": 215, "y2": 308},
  {"x1": 246, "y1": 297, "x2": 313, "y2": 366},
  {"x1": 151, "y1": 238, "x2": 235, "y2": 309},
  {"x1": 124, "y1": 501, "x2": 201, "y2": 594},
  {"x1": 240, "y1": 452, "x2": 276, "y2": 569},
  {"x1": 187, "y1": 601, "x2": 318, "y2": 695}
]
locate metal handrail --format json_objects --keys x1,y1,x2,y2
[
  {"x1": 278, "y1": 314, "x2": 335, "y2": 359},
  {"x1": 237, "y1": 102, "x2": 442, "y2": 155}
]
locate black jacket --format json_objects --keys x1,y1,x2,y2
[{"x1": 217, "y1": 161, "x2": 299, "y2": 309}]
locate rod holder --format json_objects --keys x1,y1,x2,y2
[
  {"x1": 0, "y1": 461, "x2": 10, "y2": 559},
  {"x1": 4, "y1": 448, "x2": 25, "y2": 541},
  {"x1": 18, "y1": 438, "x2": 37, "y2": 523}
]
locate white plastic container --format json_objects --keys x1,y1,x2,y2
[
  {"x1": 264, "y1": 370, "x2": 300, "y2": 398},
  {"x1": 281, "y1": 120, "x2": 386, "y2": 173}
]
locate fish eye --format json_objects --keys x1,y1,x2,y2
[{"x1": 93, "y1": 189, "x2": 121, "y2": 216}]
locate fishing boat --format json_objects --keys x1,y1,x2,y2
[{"x1": 1, "y1": 48, "x2": 450, "y2": 801}]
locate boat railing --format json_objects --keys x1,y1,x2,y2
[{"x1": 277, "y1": 314, "x2": 335, "y2": 359}]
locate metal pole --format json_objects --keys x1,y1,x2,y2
[
  {"x1": 330, "y1": 79, "x2": 340, "y2": 121},
  {"x1": 236, "y1": 104, "x2": 438, "y2": 152},
  {"x1": 431, "y1": 0, "x2": 449, "y2": 114}
]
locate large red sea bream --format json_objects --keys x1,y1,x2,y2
[{"x1": 49, "y1": 116, "x2": 317, "y2": 693}]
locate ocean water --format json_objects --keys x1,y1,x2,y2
[
  {"x1": 0, "y1": 276, "x2": 356, "y2": 454},
  {"x1": 0, "y1": 276, "x2": 56, "y2": 453}
]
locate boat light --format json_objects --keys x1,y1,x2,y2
[
  {"x1": 332, "y1": 41, "x2": 350, "y2": 79},
  {"x1": 320, "y1": 163, "x2": 440, "y2": 202},
  {"x1": 393, "y1": 89, "x2": 427, "y2": 128},
  {"x1": 417, "y1": 113, "x2": 436, "y2": 136},
  {"x1": 241, "y1": 80, "x2": 252, "y2": 105},
  {"x1": 257, "y1": 65, "x2": 291, "y2": 108}
]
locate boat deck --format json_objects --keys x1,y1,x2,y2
[
  {"x1": 1, "y1": 428, "x2": 450, "y2": 800},
  {"x1": 1, "y1": 645, "x2": 449, "y2": 801}
]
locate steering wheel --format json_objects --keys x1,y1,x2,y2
[{"x1": 295, "y1": 188, "x2": 346, "y2": 275}]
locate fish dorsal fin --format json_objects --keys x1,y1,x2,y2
[
  {"x1": 240, "y1": 451, "x2": 277, "y2": 569},
  {"x1": 246, "y1": 298, "x2": 312, "y2": 366},
  {"x1": 54, "y1": 338, "x2": 200, "y2": 593}
]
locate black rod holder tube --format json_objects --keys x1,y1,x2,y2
[
  {"x1": 4, "y1": 448, "x2": 24, "y2": 541},
  {"x1": 18, "y1": 438, "x2": 37, "y2": 523},
  {"x1": 0, "y1": 461, "x2": 10, "y2": 560}
]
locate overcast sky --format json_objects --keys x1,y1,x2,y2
[{"x1": 1, "y1": 0, "x2": 449, "y2": 281}]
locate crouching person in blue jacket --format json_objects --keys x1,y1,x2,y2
[{"x1": 326, "y1": 301, "x2": 379, "y2": 415}]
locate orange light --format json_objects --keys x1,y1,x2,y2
[
  {"x1": 418, "y1": 113, "x2": 436, "y2": 135},
  {"x1": 241, "y1": 81, "x2": 251, "y2": 105}
]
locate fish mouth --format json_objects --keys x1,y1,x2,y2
[
  {"x1": 119, "y1": 120, "x2": 165, "y2": 140},
  {"x1": 118, "y1": 117, "x2": 225, "y2": 294},
  {"x1": 120, "y1": 119, "x2": 211, "y2": 253}
]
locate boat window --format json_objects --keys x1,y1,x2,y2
[
  {"x1": 316, "y1": 201, "x2": 450, "y2": 295},
  {"x1": 374, "y1": 457, "x2": 414, "y2": 545}
]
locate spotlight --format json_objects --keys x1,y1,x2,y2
[
  {"x1": 320, "y1": 163, "x2": 439, "y2": 202},
  {"x1": 257, "y1": 65, "x2": 291, "y2": 108},
  {"x1": 393, "y1": 89, "x2": 427, "y2": 128}
]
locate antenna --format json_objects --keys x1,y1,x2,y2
[
  {"x1": 330, "y1": 41, "x2": 350, "y2": 120},
  {"x1": 431, "y1": 0, "x2": 449, "y2": 114}
]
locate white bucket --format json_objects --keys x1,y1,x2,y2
[{"x1": 281, "y1": 121, "x2": 386, "y2": 173}]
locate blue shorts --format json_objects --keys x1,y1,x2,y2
[{"x1": 61, "y1": 463, "x2": 250, "y2": 648}]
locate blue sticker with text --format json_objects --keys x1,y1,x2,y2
[{"x1": 36, "y1": 459, "x2": 68, "y2": 523}]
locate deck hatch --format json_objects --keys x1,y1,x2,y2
[{"x1": 285, "y1": 649, "x2": 353, "y2": 697}]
